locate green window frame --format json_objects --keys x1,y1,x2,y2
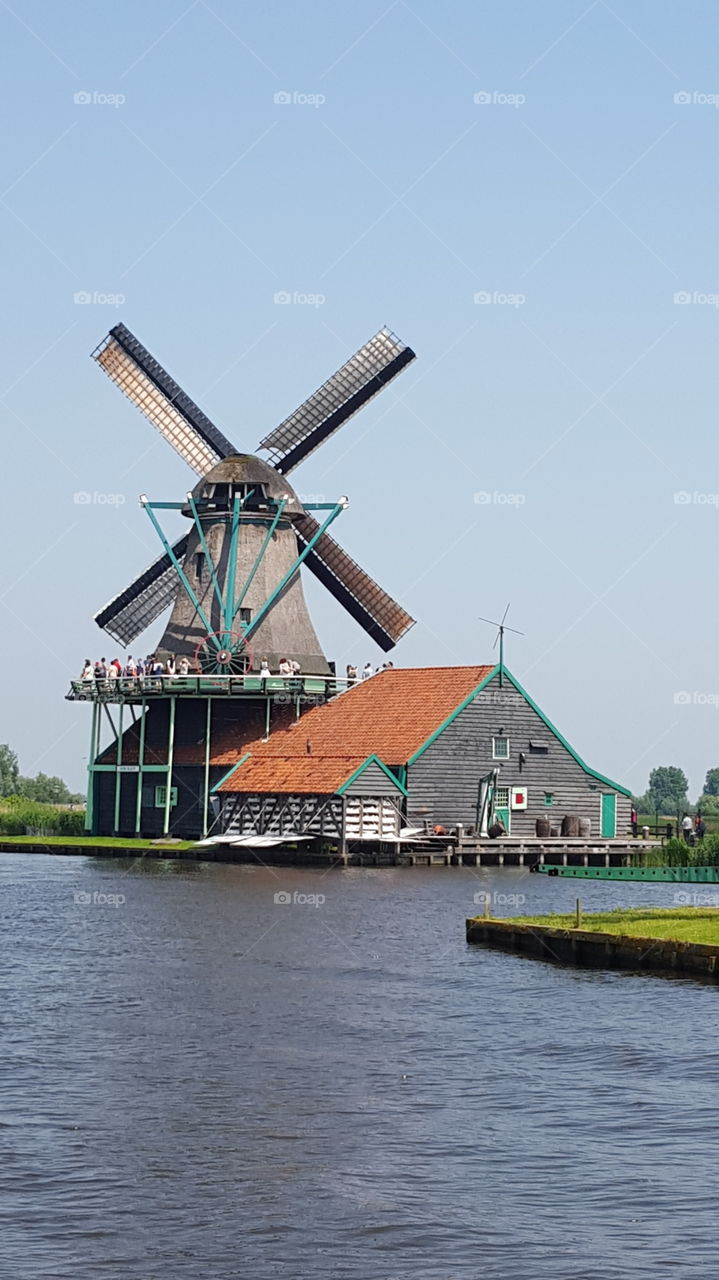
[
  {"x1": 154, "y1": 785, "x2": 177, "y2": 808},
  {"x1": 492, "y1": 736, "x2": 509, "y2": 760},
  {"x1": 543, "y1": 792, "x2": 556, "y2": 807}
]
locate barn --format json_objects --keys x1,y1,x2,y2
[{"x1": 215, "y1": 664, "x2": 631, "y2": 846}]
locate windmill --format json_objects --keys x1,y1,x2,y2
[
  {"x1": 478, "y1": 605, "x2": 524, "y2": 686},
  {"x1": 92, "y1": 323, "x2": 417, "y2": 670}
]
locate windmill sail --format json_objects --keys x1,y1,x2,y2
[
  {"x1": 257, "y1": 328, "x2": 415, "y2": 474},
  {"x1": 94, "y1": 535, "x2": 189, "y2": 647},
  {"x1": 92, "y1": 324, "x2": 236, "y2": 475},
  {"x1": 293, "y1": 513, "x2": 414, "y2": 651}
]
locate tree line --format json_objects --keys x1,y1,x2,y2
[
  {"x1": 0, "y1": 743, "x2": 83, "y2": 806},
  {"x1": 634, "y1": 765, "x2": 719, "y2": 817}
]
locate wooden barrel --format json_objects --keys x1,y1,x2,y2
[
  {"x1": 578, "y1": 817, "x2": 591, "y2": 839},
  {"x1": 535, "y1": 817, "x2": 551, "y2": 838},
  {"x1": 562, "y1": 815, "x2": 580, "y2": 837}
]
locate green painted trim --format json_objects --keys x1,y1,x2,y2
[
  {"x1": 202, "y1": 697, "x2": 212, "y2": 838},
  {"x1": 406, "y1": 665, "x2": 630, "y2": 797},
  {"x1": 90, "y1": 763, "x2": 169, "y2": 773},
  {"x1": 163, "y1": 696, "x2": 176, "y2": 836},
  {"x1": 135, "y1": 698, "x2": 146, "y2": 834},
  {"x1": 211, "y1": 753, "x2": 251, "y2": 793},
  {"x1": 406, "y1": 667, "x2": 500, "y2": 766},
  {"x1": 113, "y1": 702, "x2": 124, "y2": 833},
  {"x1": 85, "y1": 700, "x2": 99, "y2": 831},
  {"x1": 337, "y1": 754, "x2": 408, "y2": 796},
  {"x1": 223, "y1": 493, "x2": 242, "y2": 635},
  {"x1": 499, "y1": 668, "x2": 632, "y2": 797}
]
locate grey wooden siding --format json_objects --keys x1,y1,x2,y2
[
  {"x1": 406, "y1": 674, "x2": 630, "y2": 836},
  {"x1": 344, "y1": 761, "x2": 402, "y2": 796}
]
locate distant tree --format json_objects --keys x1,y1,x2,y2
[
  {"x1": 0, "y1": 744, "x2": 19, "y2": 797},
  {"x1": 17, "y1": 773, "x2": 83, "y2": 805},
  {"x1": 696, "y1": 794, "x2": 719, "y2": 817},
  {"x1": 703, "y1": 768, "x2": 719, "y2": 796},
  {"x1": 647, "y1": 765, "x2": 689, "y2": 815}
]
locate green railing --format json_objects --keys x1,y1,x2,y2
[{"x1": 67, "y1": 675, "x2": 351, "y2": 702}]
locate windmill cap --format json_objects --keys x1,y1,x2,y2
[{"x1": 185, "y1": 454, "x2": 305, "y2": 515}]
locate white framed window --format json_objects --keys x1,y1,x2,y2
[
  {"x1": 495, "y1": 786, "x2": 510, "y2": 808},
  {"x1": 492, "y1": 736, "x2": 509, "y2": 759},
  {"x1": 154, "y1": 785, "x2": 177, "y2": 808}
]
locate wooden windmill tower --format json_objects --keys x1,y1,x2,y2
[{"x1": 72, "y1": 323, "x2": 416, "y2": 838}]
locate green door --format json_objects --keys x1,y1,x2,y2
[
  {"x1": 601, "y1": 793, "x2": 617, "y2": 838},
  {"x1": 494, "y1": 786, "x2": 510, "y2": 834}
]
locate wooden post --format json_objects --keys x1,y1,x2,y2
[
  {"x1": 202, "y1": 697, "x2": 212, "y2": 837},
  {"x1": 163, "y1": 696, "x2": 176, "y2": 837},
  {"x1": 134, "y1": 697, "x2": 146, "y2": 835},
  {"x1": 575, "y1": 898, "x2": 582, "y2": 929},
  {"x1": 483, "y1": 895, "x2": 491, "y2": 919}
]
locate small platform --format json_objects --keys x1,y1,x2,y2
[{"x1": 66, "y1": 674, "x2": 351, "y2": 704}]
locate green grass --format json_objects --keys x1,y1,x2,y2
[
  {"x1": 0, "y1": 834, "x2": 197, "y2": 851},
  {"x1": 510, "y1": 907, "x2": 719, "y2": 946}
]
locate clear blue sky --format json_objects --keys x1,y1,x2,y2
[{"x1": 2, "y1": 0, "x2": 717, "y2": 797}]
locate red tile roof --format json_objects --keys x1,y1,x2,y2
[
  {"x1": 223, "y1": 755, "x2": 388, "y2": 795},
  {"x1": 218, "y1": 665, "x2": 494, "y2": 790}
]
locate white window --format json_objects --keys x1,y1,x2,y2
[
  {"x1": 492, "y1": 736, "x2": 509, "y2": 759},
  {"x1": 495, "y1": 787, "x2": 510, "y2": 808}
]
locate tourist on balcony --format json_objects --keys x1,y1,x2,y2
[
  {"x1": 278, "y1": 658, "x2": 292, "y2": 676},
  {"x1": 124, "y1": 657, "x2": 137, "y2": 677},
  {"x1": 290, "y1": 659, "x2": 301, "y2": 676},
  {"x1": 346, "y1": 664, "x2": 357, "y2": 682},
  {"x1": 107, "y1": 663, "x2": 118, "y2": 681},
  {"x1": 166, "y1": 655, "x2": 177, "y2": 677},
  {"x1": 260, "y1": 658, "x2": 271, "y2": 678},
  {"x1": 80, "y1": 660, "x2": 93, "y2": 682},
  {"x1": 94, "y1": 659, "x2": 107, "y2": 679},
  {"x1": 178, "y1": 656, "x2": 190, "y2": 677},
  {"x1": 361, "y1": 662, "x2": 373, "y2": 680}
]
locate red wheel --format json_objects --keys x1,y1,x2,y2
[{"x1": 193, "y1": 631, "x2": 254, "y2": 675}]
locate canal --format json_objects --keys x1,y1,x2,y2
[{"x1": 1, "y1": 853, "x2": 716, "y2": 1279}]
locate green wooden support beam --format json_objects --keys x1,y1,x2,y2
[
  {"x1": 85, "y1": 701, "x2": 99, "y2": 831},
  {"x1": 163, "y1": 696, "x2": 176, "y2": 836},
  {"x1": 223, "y1": 493, "x2": 242, "y2": 636},
  {"x1": 202, "y1": 697, "x2": 212, "y2": 837},
  {"x1": 135, "y1": 697, "x2": 146, "y2": 835},
  {"x1": 233, "y1": 497, "x2": 287, "y2": 621},
  {"x1": 143, "y1": 500, "x2": 218, "y2": 644},
  {"x1": 113, "y1": 702, "x2": 124, "y2": 834},
  {"x1": 244, "y1": 500, "x2": 346, "y2": 643},
  {"x1": 187, "y1": 492, "x2": 225, "y2": 623}
]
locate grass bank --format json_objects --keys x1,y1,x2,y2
[
  {"x1": 0, "y1": 834, "x2": 197, "y2": 851},
  {"x1": 511, "y1": 907, "x2": 719, "y2": 946}
]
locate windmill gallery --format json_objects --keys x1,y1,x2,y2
[{"x1": 67, "y1": 324, "x2": 630, "y2": 852}]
